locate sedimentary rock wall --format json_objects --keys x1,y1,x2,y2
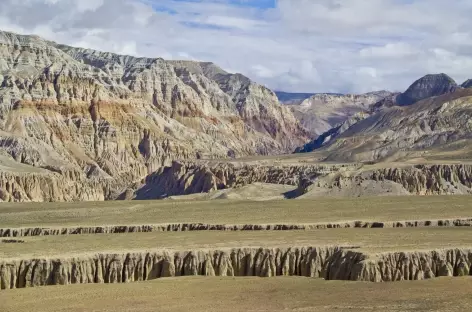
[
  {"x1": 0, "y1": 30, "x2": 309, "y2": 202},
  {"x1": 365, "y1": 164, "x2": 472, "y2": 195},
  {"x1": 0, "y1": 171, "x2": 113, "y2": 202},
  {"x1": 2, "y1": 218, "x2": 472, "y2": 238},
  {"x1": 130, "y1": 161, "x2": 472, "y2": 199},
  {"x1": 2, "y1": 247, "x2": 472, "y2": 289},
  {"x1": 131, "y1": 160, "x2": 344, "y2": 199}
]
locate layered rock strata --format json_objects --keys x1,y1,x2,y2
[
  {"x1": 2, "y1": 247, "x2": 472, "y2": 290},
  {"x1": 0, "y1": 30, "x2": 308, "y2": 202},
  {"x1": 130, "y1": 161, "x2": 472, "y2": 199},
  {"x1": 130, "y1": 161, "x2": 347, "y2": 199},
  {"x1": 2, "y1": 218, "x2": 472, "y2": 238},
  {"x1": 318, "y1": 164, "x2": 472, "y2": 195}
]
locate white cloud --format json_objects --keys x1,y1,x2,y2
[{"x1": 1, "y1": 0, "x2": 472, "y2": 93}]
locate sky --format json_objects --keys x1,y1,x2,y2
[{"x1": 1, "y1": 0, "x2": 472, "y2": 93}]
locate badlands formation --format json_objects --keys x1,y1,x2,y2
[
  {"x1": 1, "y1": 30, "x2": 472, "y2": 312},
  {"x1": 0, "y1": 30, "x2": 471, "y2": 202}
]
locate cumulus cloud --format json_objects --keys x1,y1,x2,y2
[{"x1": 1, "y1": 0, "x2": 472, "y2": 93}]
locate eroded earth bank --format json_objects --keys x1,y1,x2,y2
[{"x1": 3, "y1": 246, "x2": 472, "y2": 290}]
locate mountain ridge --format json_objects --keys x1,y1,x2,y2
[{"x1": 0, "y1": 29, "x2": 309, "y2": 201}]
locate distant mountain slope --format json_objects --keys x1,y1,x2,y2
[
  {"x1": 298, "y1": 88, "x2": 472, "y2": 162},
  {"x1": 396, "y1": 73, "x2": 458, "y2": 106},
  {"x1": 0, "y1": 30, "x2": 309, "y2": 202},
  {"x1": 288, "y1": 91, "x2": 392, "y2": 137},
  {"x1": 461, "y1": 79, "x2": 472, "y2": 89},
  {"x1": 373, "y1": 74, "x2": 460, "y2": 111}
]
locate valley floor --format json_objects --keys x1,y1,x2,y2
[
  {"x1": 1, "y1": 196, "x2": 472, "y2": 310},
  {"x1": 3, "y1": 276, "x2": 472, "y2": 312}
]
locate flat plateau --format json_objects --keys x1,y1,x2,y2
[
  {"x1": 2, "y1": 227, "x2": 472, "y2": 259},
  {"x1": 2, "y1": 276, "x2": 472, "y2": 312},
  {"x1": 1, "y1": 196, "x2": 471, "y2": 228}
]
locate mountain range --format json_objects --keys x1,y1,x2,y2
[
  {"x1": 1, "y1": 30, "x2": 472, "y2": 201},
  {"x1": 296, "y1": 73, "x2": 472, "y2": 161},
  {"x1": 0, "y1": 30, "x2": 309, "y2": 201}
]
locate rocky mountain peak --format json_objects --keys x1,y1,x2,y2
[
  {"x1": 461, "y1": 79, "x2": 472, "y2": 89},
  {"x1": 396, "y1": 73, "x2": 458, "y2": 106}
]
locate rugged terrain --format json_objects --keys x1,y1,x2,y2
[
  {"x1": 3, "y1": 211, "x2": 472, "y2": 288},
  {"x1": 0, "y1": 30, "x2": 308, "y2": 202},
  {"x1": 1, "y1": 31, "x2": 472, "y2": 204},
  {"x1": 286, "y1": 91, "x2": 391, "y2": 136},
  {"x1": 1, "y1": 191, "x2": 472, "y2": 311},
  {"x1": 297, "y1": 74, "x2": 472, "y2": 159}
]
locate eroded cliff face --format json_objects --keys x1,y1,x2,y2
[
  {"x1": 128, "y1": 160, "x2": 344, "y2": 199},
  {"x1": 127, "y1": 161, "x2": 472, "y2": 199},
  {"x1": 2, "y1": 247, "x2": 472, "y2": 290},
  {"x1": 2, "y1": 218, "x2": 472, "y2": 238},
  {"x1": 369, "y1": 165, "x2": 472, "y2": 194},
  {"x1": 0, "y1": 31, "x2": 308, "y2": 202}
]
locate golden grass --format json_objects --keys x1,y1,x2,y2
[
  {"x1": 1, "y1": 196, "x2": 471, "y2": 228},
  {"x1": 2, "y1": 276, "x2": 472, "y2": 312}
]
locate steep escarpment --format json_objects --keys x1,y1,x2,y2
[
  {"x1": 127, "y1": 160, "x2": 345, "y2": 199},
  {"x1": 301, "y1": 164, "x2": 472, "y2": 197},
  {"x1": 0, "y1": 247, "x2": 346, "y2": 289},
  {"x1": 0, "y1": 30, "x2": 308, "y2": 202},
  {"x1": 2, "y1": 247, "x2": 472, "y2": 289},
  {"x1": 2, "y1": 218, "x2": 472, "y2": 238},
  {"x1": 0, "y1": 169, "x2": 116, "y2": 202},
  {"x1": 128, "y1": 161, "x2": 472, "y2": 199}
]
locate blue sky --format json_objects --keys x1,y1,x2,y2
[{"x1": 2, "y1": 0, "x2": 472, "y2": 93}]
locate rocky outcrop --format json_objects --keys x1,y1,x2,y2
[
  {"x1": 2, "y1": 218, "x2": 471, "y2": 238},
  {"x1": 358, "y1": 249, "x2": 472, "y2": 282},
  {"x1": 128, "y1": 160, "x2": 345, "y2": 199},
  {"x1": 2, "y1": 247, "x2": 472, "y2": 289},
  {"x1": 368, "y1": 164, "x2": 472, "y2": 194},
  {"x1": 0, "y1": 170, "x2": 115, "y2": 202},
  {"x1": 0, "y1": 30, "x2": 309, "y2": 202},
  {"x1": 302, "y1": 164, "x2": 472, "y2": 196},
  {"x1": 396, "y1": 74, "x2": 459, "y2": 106},
  {"x1": 129, "y1": 161, "x2": 472, "y2": 199},
  {"x1": 461, "y1": 79, "x2": 472, "y2": 89}
]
